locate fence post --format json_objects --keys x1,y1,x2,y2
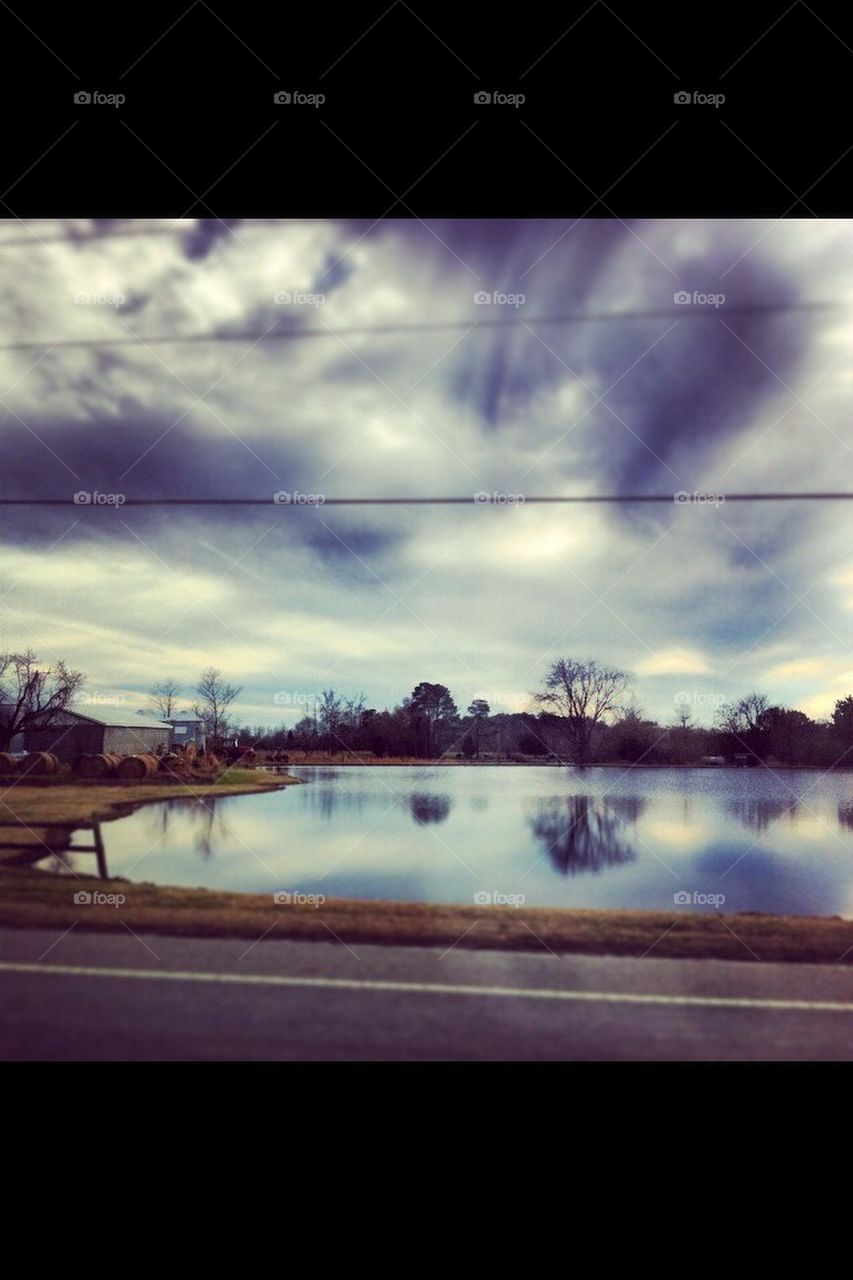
[{"x1": 92, "y1": 820, "x2": 108, "y2": 879}]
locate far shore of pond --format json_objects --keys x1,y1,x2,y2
[{"x1": 278, "y1": 757, "x2": 853, "y2": 770}]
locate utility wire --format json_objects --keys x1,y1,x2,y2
[
  {"x1": 0, "y1": 300, "x2": 841, "y2": 355},
  {"x1": 1, "y1": 494, "x2": 852, "y2": 506}
]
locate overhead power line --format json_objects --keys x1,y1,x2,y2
[
  {"x1": 0, "y1": 494, "x2": 851, "y2": 506},
  {"x1": 0, "y1": 300, "x2": 841, "y2": 356}
]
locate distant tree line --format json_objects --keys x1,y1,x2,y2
[
  {"x1": 7, "y1": 647, "x2": 853, "y2": 768},
  {"x1": 236, "y1": 665, "x2": 853, "y2": 768}
]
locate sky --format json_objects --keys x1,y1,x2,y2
[{"x1": 2, "y1": 216, "x2": 853, "y2": 729}]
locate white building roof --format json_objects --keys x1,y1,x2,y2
[{"x1": 68, "y1": 705, "x2": 172, "y2": 730}]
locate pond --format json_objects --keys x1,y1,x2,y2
[{"x1": 51, "y1": 764, "x2": 853, "y2": 917}]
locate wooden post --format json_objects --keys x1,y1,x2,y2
[{"x1": 92, "y1": 820, "x2": 108, "y2": 880}]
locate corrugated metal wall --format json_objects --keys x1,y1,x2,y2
[
  {"x1": 103, "y1": 726, "x2": 170, "y2": 756},
  {"x1": 24, "y1": 723, "x2": 171, "y2": 762},
  {"x1": 24, "y1": 724, "x2": 104, "y2": 762}
]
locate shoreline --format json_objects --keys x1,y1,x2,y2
[
  {"x1": 0, "y1": 769, "x2": 303, "y2": 863},
  {"x1": 279, "y1": 759, "x2": 851, "y2": 770},
  {"x1": 3, "y1": 766, "x2": 852, "y2": 966},
  {"x1": 1, "y1": 869, "x2": 852, "y2": 965}
]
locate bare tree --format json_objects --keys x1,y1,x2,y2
[
  {"x1": 193, "y1": 668, "x2": 242, "y2": 750},
  {"x1": 716, "y1": 692, "x2": 768, "y2": 736},
  {"x1": 674, "y1": 703, "x2": 693, "y2": 731},
  {"x1": 716, "y1": 692, "x2": 769, "y2": 758},
  {"x1": 0, "y1": 649, "x2": 85, "y2": 751},
  {"x1": 535, "y1": 658, "x2": 628, "y2": 766},
  {"x1": 148, "y1": 678, "x2": 182, "y2": 721},
  {"x1": 318, "y1": 689, "x2": 344, "y2": 751}
]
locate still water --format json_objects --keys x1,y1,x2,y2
[{"x1": 61, "y1": 765, "x2": 853, "y2": 917}]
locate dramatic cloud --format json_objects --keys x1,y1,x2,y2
[{"x1": 1, "y1": 217, "x2": 852, "y2": 726}]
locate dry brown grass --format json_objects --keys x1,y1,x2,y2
[
  {"x1": 0, "y1": 867, "x2": 851, "y2": 964},
  {"x1": 0, "y1": 769, "x2": 302, "y2": 858}
]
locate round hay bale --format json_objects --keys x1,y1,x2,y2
[
  {"x1": 158, "y1": 752, "x2": 181, "y2": 772},
  {"x1": 116, "y1": 753, "x2": 158, "y2": 780},
  {"x1": 76, "y1": 752, "x2": 120, "y2": 778},
  {"x1": 18, "y1": 751, "x2": 58, "y2": 776},
  {"x1": 0, "y1": 751, "x2": 17, "y2": 774}
]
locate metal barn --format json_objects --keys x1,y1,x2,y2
[{"x1": 24, "y1": 706, "x2": 172, "y2": 764}]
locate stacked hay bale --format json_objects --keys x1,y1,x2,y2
[
  {"x1": 74, "y1": 753, "x2": 122, "y2": 778},
  {"x1": 0, "y1": 752, "x2": 17, "y2": 774},
  {"x1": 17, "y1": 751, "x2": 59, "y2": 776},
  {"x1": 115, "y1": 753, "x2": 159, "y2": 780}
]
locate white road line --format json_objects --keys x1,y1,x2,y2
[{"x1": 2, "y1": 960, "x2": 853, "y2": 1012}]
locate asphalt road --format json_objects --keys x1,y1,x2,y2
[{"x1": 2, "y1": 924, "x2": 853, "y2": 1059}]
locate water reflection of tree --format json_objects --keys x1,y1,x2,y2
[
  {"x1": 150, "y1": 796, "x2": 227, "y2": 858},
  {"x1": 727, "y1": 798, "x2": 798, "y2": 833},
  {"x1": 600, "y1": 794, "x2": 647, "y2": 825},
  {"x1": 409, "y1": 793, "x2": 452, "y2": 825},
  {"x1": 305, "y1": 787, "x2": 371, "y2": 821},
  {"x1": 527, "y1": 795, "x2": 637, "y2": 875},
  {"x1": 838, "y1": 802, "x2": 853, "y2": 831}
]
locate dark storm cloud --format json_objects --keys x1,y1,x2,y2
[
  {"x1": 0, "y1": 411, "x2": 317, "y2": 498},
  {"x1": 312, "y1": 251, "x2": 355, "y2": 295},
  {"x1": 592, "y1": 265, "x2": 807, "y2": 493},
  {"x1": 371, "y1": 222, "x2": 813, "y2": 501},
  {"x1": 438, "y1": 220, "x2": 633, "y2": 427},
  {"x1": 182, "y1": 219, "x2": 242, "y2": 261},
  {"x1": 305, "y1": 520, "x2": 399, "y2": 563},
  {"x1": 2, "y1": 218, "x2": 848, "y2": 726}
]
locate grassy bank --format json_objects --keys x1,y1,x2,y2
[
  {"x1": 1, "y1": 864, "x2": 852, "y2": 964},
  {"x1": 0, "y1": 769, "x2": 302, "y2": 859}
]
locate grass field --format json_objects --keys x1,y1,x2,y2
[{"x1": 1, "y1": 864, "x2": 852, "y2": 964}]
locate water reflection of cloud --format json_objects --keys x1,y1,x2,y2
[
  {"x1": 91, "y1": 766, "x2": 853, "y2": 918},
  {"x1": 643, "y1": 819, "x2": 711, "y2": 848},
  {"x1": 692, "y1": 843, "x2": 846, "y2": 917}
]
